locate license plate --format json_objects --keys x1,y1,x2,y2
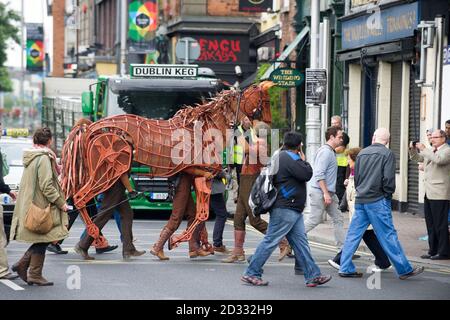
[{"x1": 150, "y1": 193, "x2": 168, "y2": 200}]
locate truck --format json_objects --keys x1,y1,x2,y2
[{"x1": 42, "y1": 64, "x2": 223, "y2": 211}]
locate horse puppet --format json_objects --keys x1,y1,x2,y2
[{"x1": 60, "y1": 81, "x2": 274, "y2": 251}]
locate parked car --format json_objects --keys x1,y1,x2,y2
[{"x1": 0, "y1": 136, "x2": 33, "y2": 242}]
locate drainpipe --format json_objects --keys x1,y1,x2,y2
[{"x1": 120, "y1": 0, "x2": 127, "y2": 76}]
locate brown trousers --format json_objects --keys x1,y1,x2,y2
[
  {"x1": 163, "y1": 173, "x2": 205, "y2": 251},
  {"x1": 79, "y1": 181, "x2": 135, "y2": 253},
  {"x1": 234, "y1": 174, "x2": 268, "y2": 233}
]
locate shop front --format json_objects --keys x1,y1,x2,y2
[
  {"x1": 337, "y1": 0, "x2": 449, "y2": 213},
  {"x1": 167, "y1": 17, "x2": 258, "y2": 84}
]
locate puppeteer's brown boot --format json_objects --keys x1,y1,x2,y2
[
  {"x1": 278, "y1": 238, "x2": 291, "y2": 262},
  {"x1": 150, "y1": 227, "x2": 171, "y2": 260},
  {"x1": 27, "y1": 254, "x2": 53, "y2": 286},
  {"x1": 12, "y1": 250, "x2": 32, "y2": 283},
  {"x1": 222, "y1": 230, "x2": 246, "y2": 263}
]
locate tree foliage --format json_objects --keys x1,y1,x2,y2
[
  {"x1": 256, "y1": 63, "x2": 289, "y2": 129},
  {"x1": 0, "y1": 2, "x2": 20, "y2": 92}
]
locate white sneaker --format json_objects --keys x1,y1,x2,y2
[
  {"x1": 369, "y1": 264, "x2": 392, "y2": 272},
  {"x1": 327, "y1": 259, "x2": 340, "y2": 270}
]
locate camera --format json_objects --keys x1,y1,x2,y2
[{"x1": 412, "y1": 140, "x2": 419, "y2": 147}]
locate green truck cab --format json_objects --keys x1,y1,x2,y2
[{"x1": 79, "y1": 64, "x2": 222, "y2": 211}]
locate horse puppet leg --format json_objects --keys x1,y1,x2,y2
[
  {"x1": 169, "y1": 177, "x2": 212, "y2": 250},
  {"x1": 72, "y1": 132, "x2": 133, "y2": 247}
]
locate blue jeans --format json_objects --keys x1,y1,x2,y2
[
  {"x1": 245, "y1": 207, "x2": 321, "y2": 283},
  {"x1": 340, "y1": 198, "x2": 413, "y2": 277}
]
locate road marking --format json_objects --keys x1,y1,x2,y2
[{"x1": 0, "y1": 279, "x2": 25, "y2": 291}]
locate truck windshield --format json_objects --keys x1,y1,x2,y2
[{"x1": 107, "y1": 90, "x2": 216, "y2": 120}]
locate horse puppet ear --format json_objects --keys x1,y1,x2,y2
[{"x1": 259, "y1": 81, "x2": 276, "y2": 91}]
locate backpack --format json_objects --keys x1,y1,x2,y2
[
  {"x1": 248, "y1": 149, "x2": 281, "y2": 216},
  {"x1": 248, "y1": 167, "x2": 278, "y2": 216}
]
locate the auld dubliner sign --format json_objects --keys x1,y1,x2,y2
[
  {"x1": 342, "y1": 1, "x2": 419, "y2": 50},
  {"x1": 130, "y1": 64, "x2": 198, "y2": 78}
]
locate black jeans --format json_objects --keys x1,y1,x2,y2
[
  {"x1": 211, "y1": 193, "x2": 229, "y2": 247},
  {"x1": 28, "y1": 243, "x2": 50, "y2": 255},
  {"x1": 331, "y1": 230, "x2": 391, "y2": 269},
  {"x1": 424, "y1": 197, "x2": 450, "y2": 256},
  {"x1": 294, "y1": 229, "x2": 391, "y2": 271}
]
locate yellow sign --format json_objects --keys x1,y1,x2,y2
[{"x1": 2, "y1": 128, "x2": 30, "y2": 137}]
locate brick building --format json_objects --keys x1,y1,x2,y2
[{"x1": 162, "y1": 0, "x2": 262, "y2": 84}]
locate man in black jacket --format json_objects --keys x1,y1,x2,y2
[
  {"x1": 241, "y1": 132, "x2": 332, "y2": 287},
  {"x1": 339, "y1": 128, "x2": 424, "y2": 280}
]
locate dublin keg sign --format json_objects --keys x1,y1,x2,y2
[{"x1": 269, "y1": 67, "x2": 304, "y2": 88}]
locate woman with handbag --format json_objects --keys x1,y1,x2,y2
[{"x1": 10, "y1": 127, "x2": 69, "y2": 286}]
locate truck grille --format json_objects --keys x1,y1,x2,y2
[{"x1": 132, "y1": 176, "x2": 171, "y2": 193}]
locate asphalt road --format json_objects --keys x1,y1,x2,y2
[{"x1": 1, "y1": 217, "x2": 449, "y2": 300}]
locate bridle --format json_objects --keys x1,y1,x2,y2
[{"x1": 231, "y1": 85, "x2": 266, "y2": 130}]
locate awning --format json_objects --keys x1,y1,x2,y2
[
  {"x1": 239, "y1": 71, "x2": 258, "y2": 89},
  {"x1": 261, "y1": 26, "x2": 310, "y2": 80}
]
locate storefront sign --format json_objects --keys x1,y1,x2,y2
[
  {"x1": 342, "y1": 2, "x2": 419, "y2": 50},
  {"x1": 128, "y1": 0, "x2": 158, "y2": 53},
  {"x1": 193, "y1": 35, "x2": 248, "y2": 63},
  {"x1": 269, "y1": 68, "x2": 304, "y2": 88},
  {"x1": 305, "y1": 69, "x2": 327, "y2": 105},
  {"x1": 130, "y1": 64, "x2": 198, "y2": 78},
  {"x1": 239, "y1": 0, "x2": 272, "y2": 12},
  {"x1": 26, "y1": 23, "x2": 44, "y2": 72},
  {"x1": 351, "y1": 0, "x2": 376, "y2": 8}
]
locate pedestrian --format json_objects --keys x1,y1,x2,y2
[
  {"x1": 10, "y1": 127, "x2": 70, "y2": 286},
  {"x1": 74, "y1": 172, "x2": 145, "y2": 260},
  {"x1": 241, "y1": 132, "x2": 332, "y2": 287},
  {"x1": 339, "y1": 128, "x2": 424, "y2": 279},
  {"x1": 150, "y1": 170, "x2": 214, "y2": 260},
  {"x1": 327, "y1": 147, "x2": 391, "y2": 272},
  {"x1": 409, "y1": 129, "x2": 450, "y2": 260},
  {"x1": 223, "y1": 121, "x2": 289, "y2": 263},
  {"x1": 0, "y1": 121, "x2": 19, "y2": 280},
  {"x1": 304, "y1": 126, "x2": 346, "y2": 246},
  {"x1": 330, "y1": 116, "x2": 351, "y2": 204},
  {"x1": 210, "y1": 169, "x2": 231, "y2": 254}
]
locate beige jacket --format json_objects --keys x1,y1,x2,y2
[
  {"x1": 10, "y1": 149, "x2": 68, "y2": 243},
  {"x1": 409, "y1": 144, "x2": 450, "y2": 200},
  {"x1": 347, "y1": 175, "x2": 372, "y2": 230}
]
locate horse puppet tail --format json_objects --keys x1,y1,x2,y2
[{"x1": 60, "y1": 122, "x2": 102, "y2": 241}]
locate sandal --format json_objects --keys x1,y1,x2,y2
[{"x1": 240, "y1": 275, "x2": 269, "y2": 286}]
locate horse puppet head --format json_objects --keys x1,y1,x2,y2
[{"x1": 234, "y1": 81, "x2": 274, "y2": 125}]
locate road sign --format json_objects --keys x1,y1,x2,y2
[
  {"x1": 269, "y1": 67, "x2": 304, "y2": 88},
  {"x1": 305, "y1": 68, "x2": 327, "y2": 105},
  {"x1": 175, "y1": 37, "x2": 201, "y2": 64},
  {"x1": 130, "y1": 64, "x2": 198, "y2": 78}
]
